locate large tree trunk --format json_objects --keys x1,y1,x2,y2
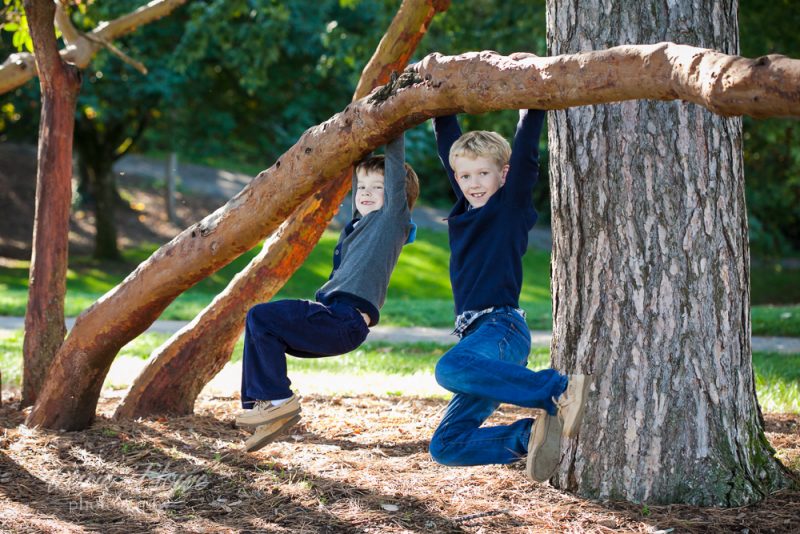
[
  {"x1": 27, "y1": 45, "x2": 800, "y2": 430},
  {"x1": 21, "y1": 0, "x2": 81, "y2": 407},
  {"x1": 115, "y1": 0, "x2": 451, "y2": 419},
  {"x1": 547, "y1": 0, "x2": 793, "y2": 506}
]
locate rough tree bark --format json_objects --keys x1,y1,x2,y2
[
  {"x1": 114, "y1": 0, "x2": 450, "y2": 419},
  {"x1": 0, "y1": 0, "x2": 187, "y2": 94},
  {"x1": 26, "y1": 44, "x2": 800, "y2": 430},
  {"x1": 547, "y1": 0, "x2": 793, "y2": 505},
  {"x1": 20, "y1": 0, "x2": 82, "y2": 407}
]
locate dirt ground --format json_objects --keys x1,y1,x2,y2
[{"x1": 0, "y1": 392, "x2": 798, "y2": 533}]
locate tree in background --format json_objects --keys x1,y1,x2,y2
[
  {"x1": 739, "y1": 0, "x2": 800, "y2": 257},
  {"x1": 0, "y1": 0, "x2": 189, "y2": 405},
  {"x1": 546, "y1": 0, "x2": 793, "y2": 505},
  {"x1": 18, "y1": 0, "x2": 81, "y2": 406}
]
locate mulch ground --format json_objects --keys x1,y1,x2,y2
[{"x1": 0, "y1": 393, "x2": 798, "y2": 533}]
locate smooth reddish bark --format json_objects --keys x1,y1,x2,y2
[
  {"x1": 28, "y1": 44, "x2": 800, "y2": 430},
  {"x1": 115, "y1": 0, "x2": 449, "y2": 419},
  {"x1": 21, "y1": 0, "x2": 81, "y2": 406}
]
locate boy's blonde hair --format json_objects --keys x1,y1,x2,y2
[
  {"x1": 355, "y1": 156, "x2": 420, "y2": 211},
  {"x1": 448, "y1": 130, "x2": 511, "y2": 171}
]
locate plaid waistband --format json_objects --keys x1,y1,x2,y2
[{"x1": 452, "y1": 306, "x2": 526, "y2": 338}]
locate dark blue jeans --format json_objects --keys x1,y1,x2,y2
[
  {"x1": 429, "y1": 307, "x2": 568, "y2": 466},
  {"x1": 241, "y1": 299, "x2": 369, "y2": 407}
]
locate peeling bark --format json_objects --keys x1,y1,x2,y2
[
  {"x1": 547, "y1": 0, "x2": 793, "y2": 506},
  {"x1": 27, "y1": 44, "x2": 800, "y2": 430},
  {"x1": 20, "y1": 0, "x2": 81, "y2": 406},
  {"x1": 115, "y1": 0, "x2": 449, "y2": 419}
]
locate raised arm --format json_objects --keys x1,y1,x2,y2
[
  {"x1": 504, "y1": 109, "x2": 546, "y2": 202},
  {"x1": 433, "y1": 115, "x2": 463, "y2": 199},
  {"x1": 382, "y1": 134, "x2": 408, "y2": 213}
]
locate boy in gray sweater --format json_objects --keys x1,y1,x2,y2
[{"x1": 236, "y1": 135, "x2": 419, "y2": 452}]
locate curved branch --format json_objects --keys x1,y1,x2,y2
[
  {"x1": 27, "y1": 44, "x2": 800, "y2": 430},
  {"x1": 114, "y1": 0, "x2": 449, "y2": 420},
  {"x1": 54, "y1": 1, "x2": 80, "y2": 46},
  {"x1": 354, "y1": 0, "x2": 450, "y2": 99},
  {"x1": 0, "y1": 0, "x2": 186, "y2": 93}
]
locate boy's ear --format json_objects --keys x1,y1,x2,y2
[{"x1": 500, "y1": 164, "x2": 510, "y2": 185}]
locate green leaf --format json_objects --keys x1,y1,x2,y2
[
  {"x1": 3, "y1": 23, "x2": 19, "y2": 32},
  {"x1": 23, "y1": 34, "x2": 33, "y2": 53}
]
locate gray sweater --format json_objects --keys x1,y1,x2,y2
[{"x1": 315, "y1": 136, "x2": 412, "y2": 326}]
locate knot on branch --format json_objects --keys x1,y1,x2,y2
[{"x1": 368, "y1": 70, "x2": 423, "y2": 104}]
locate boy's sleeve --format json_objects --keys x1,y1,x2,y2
[
  {"x1": 433, "y1": 115, "x2": 463, "y2": 200},
  {"x1": 504, "y1": 109, "x2": 546, "y2": 204},
  {"x1": 382, "y1": 134, "x2": 408, "y2": 213}
]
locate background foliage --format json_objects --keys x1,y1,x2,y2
[{"x1": 0, "y1": 0, "x2": 797, "y2": 252}]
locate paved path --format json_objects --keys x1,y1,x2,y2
[{"x1": 2, "y1": 316, "x2": 798, "y2": 353}]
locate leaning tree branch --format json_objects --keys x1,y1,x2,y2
[
  {"x1": 114, "y1": 0, "x2": 450, "y2": 419},
  {"x1": 0, "y1": 0, "x2": 186, "y2": 93},
  {"x1": 28, "y1": 43, "x2": 800, "y2": 430}
]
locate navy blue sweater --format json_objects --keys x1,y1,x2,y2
[{"x1": 433, "y1": 110, "x2": 546, "y2": 316}]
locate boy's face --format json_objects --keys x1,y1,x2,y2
[
  {"x1": 355, "y1": 170, "x2": 385, "y2": 216},
  {"x1": 452, "y1": 155, "x2": 509, "y2": 208}
]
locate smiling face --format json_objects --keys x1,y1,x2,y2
[
  {"x1": 452, "y1": 155, "x2": 509, "y2": 208},
  {"x1": 355, "y1": 170, "x2": 385, "y2": 216}
]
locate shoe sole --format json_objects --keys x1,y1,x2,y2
[
  {"x1": 236, "y1": 405, "x2": 301, "y2": 429},
  {"x1": 526, "y1": 413, "x2": 563, "y2": 482},
  {"x1": 562, "y1": 375, "x2": 592, "y2": 438},
  {"x1": 245, "y1": 414, "x2": 302, "y2": 453}
]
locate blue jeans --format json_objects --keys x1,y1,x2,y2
[
  {"x1": 429, "y1": 307, "x2": 568, "y2": 466},
  {"x1": 241, "y1": 299, "x2": 369, "y2": 407}
]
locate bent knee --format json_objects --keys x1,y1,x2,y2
[
  {"x1": 246, "y1": 303, "x2": 279, "y2": 330},
  {"x1": 429, "y1": 433, "x2": 464, "y2": 466},
  {"x1": 434, "y1": 352, "x2": 464, "y2": 389}
]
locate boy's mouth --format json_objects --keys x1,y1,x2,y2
[{"x1": 469, "y1": 192, "x2": 486, "y2": 199}]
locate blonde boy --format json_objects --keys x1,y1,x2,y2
[{"x1": 429, "y1": 110, "x2": 590, "y2": 481}]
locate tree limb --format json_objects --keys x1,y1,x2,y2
[
  {"x1": 115, "y1": 0, "x2": 449, "y2": 419},
  {"x1": 0, "y1": 0, "x2": 186, "y2": 93},
  {"x1": 28, "y1": 43, "x2": 800, "y2": 429}
]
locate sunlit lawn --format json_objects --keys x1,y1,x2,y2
[{"x1": 0, "y1": 228, "x2": 798, "y2": 335}]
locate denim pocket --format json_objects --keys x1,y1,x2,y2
[{"x1": 497, "y1": 317, "x2": 530, "y2": 367}]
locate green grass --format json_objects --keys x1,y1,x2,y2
[
  {"x1": 1, "y1": 331, "x2": 797, "y2": 413},
  {"x1": 751, "y1": 306, "x2": 800, "y2": 338},
  {"x1": 752, "y1": 352, "x2": 800, "y2": 414},
  {"x1": 1, "y1": 228, "x2": 798, "y2": 335},
  {"x1": 0, "y1": 228, "x2": 554, "y2": 329}
]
